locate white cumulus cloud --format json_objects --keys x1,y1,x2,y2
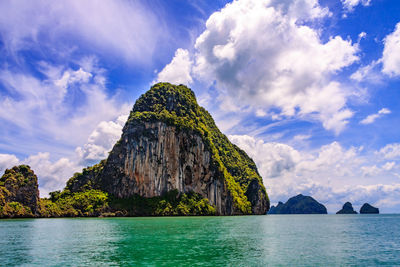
[
  {"x1": 158, "y1": 0, "x2": 359, "y2": 134},
  {"x1": 76, "y1": 114, "x2": 128, "y2": 165},
  {"x1": 24, "y1": 152, "x2": 80, "y2": 197},
  {"x1": 155, "y1": 49, "x2": 193, "y2": 85},
  {"x1": 382, "y1": 22, "x2": 400, "y2": 77},
  {"x1": 229, "y1": 135, "x2": 301, "y2": 178}
]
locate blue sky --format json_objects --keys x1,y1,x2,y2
[{"x1": 1, "y1": 0, "x2": 400, "y2": 213}]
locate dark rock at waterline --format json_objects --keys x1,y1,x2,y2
[
  {"x1": 360, "y1": 203, "x2": 379, "y2": 214},
  {"x1": 336, "y1": 202, "x2": 357, "y2": 214},
  {"x1": 268, "y1": 194, "x2": 327, "y2": 214}
]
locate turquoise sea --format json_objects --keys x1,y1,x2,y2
[{"x1": 1, "y1": 215, "x2": 399, "y2": 266}]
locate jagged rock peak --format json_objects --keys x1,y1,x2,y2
[{"x1": 336, "y1": 202, "x2": 357, "y2": 214}]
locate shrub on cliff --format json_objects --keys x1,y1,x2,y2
[
  {"x1": 0, "y1": 202, "x2": 34, "y2": 218},
  {"x1": 43, "y1": 189, "x2": 109, "y2": 217}
]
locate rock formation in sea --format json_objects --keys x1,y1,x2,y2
[
  {"x1": 98, "y1": 83, "x2": 269, "y2": 215},
  {"x1": 336, "y1": 202, "x2": 358, "y2": 214},
  {"x1": 0, "y1": 165, "x2": 40, "y2": 217},
  {"x1": 268, "y1": 194, "x2": 327, "y2": 214},
  {"x1": 0, "y1": 83, "x2": 269, "y2": 218},
  {"x1": 360, "y1": 203, "x2": 379, "y2": 214}
]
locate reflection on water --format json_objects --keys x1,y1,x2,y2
[{"x1": 1, "y1": 215, "x2": 400, "y2": 266}]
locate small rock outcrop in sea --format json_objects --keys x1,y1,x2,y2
[
  {"x1": 0, "y1": 165, "x2": 40, "y2": 217},
  {"x1": 336, "y1": 202, "x2": 357, "y2": 214},
  {"x1": 268, "y1": 194, "x2": 327, "y2": 214},
  {"x1": 360, "y1": 203, "x2": 379, "y2": 214}
]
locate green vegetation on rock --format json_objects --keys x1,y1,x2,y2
[
  {"x1": 41, "y1": 189, "x2": 109, "y2": 217},
  {"x1": 0, "y1": 201, "x2": 34, "y2": 218},
  {"x1": 64, "y1": 160, "x2": 106, "y2": 193},
  {"x1": 0, "y1": 165, "x2": 39, "y2": 218}
]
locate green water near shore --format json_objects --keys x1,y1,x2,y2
[{"x1": 1, "y1": 214, "x2": 399, "y2": 266}]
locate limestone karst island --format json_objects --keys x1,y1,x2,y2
[{"x1": 0, "y1": 83, "x2": 269, "y2": 218}]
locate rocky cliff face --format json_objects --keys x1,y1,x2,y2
[
  {"x1": 97, "y1": 83, "x2": 269, "y2": 215},
  {"x1": 0, "y1": 165, "x2": 40, "y2": 217},
  {"x1": 101, "y1": 121, "x2": 227, "y2": 214}
]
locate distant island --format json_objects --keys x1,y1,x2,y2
[
  {"x1": 268, "y1": 194, "x2": 327, "y2": 214},
  {"x1": 0, "y1": 83, "x2": 269, "y2": 218},
  {"x1": 268, "y1": 197, "x2": 381, "y2": 215},
  {"x1": 360, "y1": 203, "x2": 379, "y2": 214},
  {"x1": 336, "y1": 202, "x2": 357, "y2": 214}
]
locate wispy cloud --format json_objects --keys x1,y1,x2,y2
[
  {"x1": 341, "y1": 0, "x2": 371, "y2": 12},
  {"x1": 376, "y1": 143, "x2": 400, "y2": 160},
  {"x1": 0, "y1": 57, "x2": 130, "y2": 158},
  {"x1": 360, "y1": 108, "x2": 391, "y2": 125},
  {"x1": 0, "y1": 0, "x2": 167, "y2": 64},
  {"x1": 352, "y1": 22, "x2": 400, "y2": 83}
]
